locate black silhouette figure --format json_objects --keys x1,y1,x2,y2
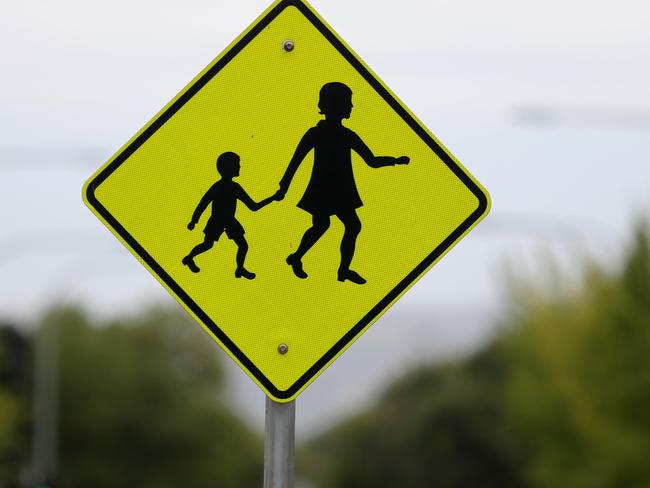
[
  {"x1": 182, "y1": 151, "x2": 280, "y2": 279},
  {"x1": 277, "y1": 82, "x2": 410, "y2": 284}
]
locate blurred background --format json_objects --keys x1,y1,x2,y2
[{"x1": 2, "y1": 0, "x2": 650, "y2": 486}]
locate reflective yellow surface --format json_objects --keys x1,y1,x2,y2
[{"x1": 83, "y1": 0, "x2": 489, "y2": 401}]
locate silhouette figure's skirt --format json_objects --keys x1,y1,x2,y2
[
  {"x1": 297, "y1": 185, "x2": 363, "y2": 216},
  {"x1": 204, "y1": 218, "x2": 245, "y2": 241}
]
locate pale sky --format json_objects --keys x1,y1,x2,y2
[
  {"x1": 2, "y1": 0, "x2": 650, "y2": 434},
  {"x1": 2, "y1": 0, "x2": 650, "y2": 144}
]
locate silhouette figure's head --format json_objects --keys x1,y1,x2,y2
[
  {"x1": 318, "y1": 82, "x2": 353, "y2": 120},
  {"x1": 216, "y1": 151, "x2": 241, "y2": 179}
]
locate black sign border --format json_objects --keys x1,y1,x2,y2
[{"x1": 85, "y1": 0, "x2": 489, "y2": 400}]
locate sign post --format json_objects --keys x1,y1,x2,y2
[
  {"x1": 264, "y1": 398, "x2": 296, "y2": 488},
  {"x1": 83, "y1": 0, "x2": 490, "y2": 482}
]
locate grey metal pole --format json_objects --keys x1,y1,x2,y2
[
  {"x1": 263, "y1": 397, "x2": 295, "y2": 488},
  {"x1": 30, "y1": 318, "x2": 59, "y2": 487}
]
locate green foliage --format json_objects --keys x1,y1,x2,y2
[
  {"x1": 303, "y1": 221, "x2": 650, "y2": 488},
  {"x1": 47, "y1": 306, "x2": 262, "y2": 488},
  {"x1": 498, "y1": 223, "x2": 650, "y2": 488},
  {"x1": 0, "y1": 336, "x2": 29, "y2": 487},
  {"x1": 301, "y1": 350, "x2": 525, "y2": 488}
]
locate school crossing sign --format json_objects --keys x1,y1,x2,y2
[{"x1": 83, "y1": 0, "x2": 490, "y2": 402}]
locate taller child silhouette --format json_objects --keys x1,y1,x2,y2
[{"x1": 277, "y1": 82, "x2": 410, "y2": 284}]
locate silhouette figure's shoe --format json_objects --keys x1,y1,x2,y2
[
  {"x1": 337, "y1": 269, "x2": 366, "y2": 284},
  {"x1": 286, "y1": 253, "x2": 307, "y2": 279},
  {"x1": 235, "y1": 267, "x2": 256, "y2": 279},
  {"x1": 182, "y1": 256, "x2": 200, "y2": 273}
]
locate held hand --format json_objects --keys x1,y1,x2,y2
[
  {"x1": 187, "y1": 221, "x2": 196, "y2": 231},
  {"x1": 396, "y1": 156, "x2": 410, "y2": 165},
  {"x1": 274, "y1": 189, "x2": 285, "y2": 201}
]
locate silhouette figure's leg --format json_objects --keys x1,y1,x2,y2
[
  {"x1": 183, "y1": 238, "x2": 214, "y2": 273},
  {"x1": 296, "y1": 214, "x2": 330, "y2": 258},
  {"x1": 337, "y1": 210, "x2": 365, "y2": 284},
  {"x1": 233, "y1": 235, "x2": 255, "y2": 279},
  {"x1": 287, "y1": 214, "x2": 330, "y2": 279}
]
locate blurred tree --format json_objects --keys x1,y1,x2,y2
[
  {"x1": 42, "y1": 306, "x2": 262, "y2": 488},
  {"x1": 0, "y1": 325, "x2": 30, "y2": 487},
  {"x1": 499, "y1": 222, "x2": 650, "y2": 488},
  {"x1": 301, "y1": 349, "x2": 525, "y2": 488}
]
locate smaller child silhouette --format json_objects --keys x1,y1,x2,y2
[{"x1": 182, "y1": 151, "x2": 281, "y2": 279}]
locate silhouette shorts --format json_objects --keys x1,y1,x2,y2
[{"x1": 204, "y1": 219, "x2": 245, "y2": 241}]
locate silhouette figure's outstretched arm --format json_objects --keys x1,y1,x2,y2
[
  {"x1": 236, "y1": 186, "x2": 278, "y2": 211},
  {"x1": 351, "y1": 133, "x2": 409, "y2": 168},
  {"x1": 278, "y1": 129, "x2": 316, "y2": 195},
  {"x1": 188, "y1": 188, "x2": 213, "y2": 230}
]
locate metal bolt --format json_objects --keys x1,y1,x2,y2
[
  {"x1": 282, "y1": 40, "x2": 295, "y2": 52},
  {"x1": 278, "y1": 343, "x2": 289, "y2": 355}
]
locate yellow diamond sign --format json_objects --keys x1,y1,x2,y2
[{"x1": 83, "y1": 0, "x2": 490, "y2": 401}]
